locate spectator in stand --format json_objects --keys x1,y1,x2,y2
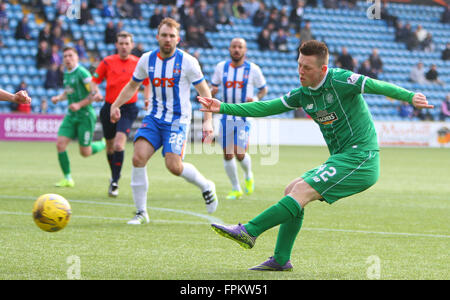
[
  {"x1": 289, "y1": 0, "x2": 304, "y2": 34},
  {"x1": 15, "y1": 15, "x2": 32, "y2": 40},
  {"x1": 274, "y1": 28, "x2": 289, "y2": 52},
  {"x1": 442, "y1": 42, "x2": 450, "y2": 61},
  {"x1": 409, "y1": 62, "x2": 428, "y2": 84},
  {"x1": 265, "y1": 8, "x2": 279, "y2": 30},
  {"x1": 232, "y1": 0, "x2": 247, "y2": 19},
  {"x1": 182, "y1": 7, "x2": 197, "y2": 30},
  {"x1": 36, "y1": 40, "x2": 52, "y2": 69},
  {"x1": 0, "y1": 2, "x2": 9, "y2": 30},
  {"x1": 105, "y1": 21, "x2": 118, "y2": 44},
  {"x1": 358, "y1": 60, "x2": 377, "y2": 79},
  {"x1": 441, "y1": 4, "x2": 450, "y2": 24},
  {"x1": 178, "y1": 0, "x2": 192, "y2": 28},
  {"x1": 252, "y1": 1, "x2": 267, "y2": 27},
  {"x1": 380, "y1": 1, "x2": 398, "y2": 27},
  {"x1": 116, "y1": 0, "x2": 133, "y2": 18},
  {"x1": 79, "y1": 1, "x2": 94, "y2": 25},
  {"x1": 257, "y1": 28, "x2": 274, "y2": 51},
  {"x1": 38, "y1": 23, "x2": 52, "y2": 44},
  {"x1": 196, "y1": 0, "x2": 209, "y2": 20},
  {"x1": 185, "y1": 25, "x2": 212, "y2": 49},
  {"x1": 102, "y1": 0, "x2": 117, "y2": 18},
  {"x1": 203, "y1": 8, "x2": 218, "y2": 32},
  {"x1": 131, "y1": 0, "x2": 143, "y2": 19},
  {"x1": 13, "y1": 81, "x2": 31, "y2": 114},
  {"x1": 415, "y1": 25, "x2": 427, "y2": 46},
  {"x1": 50, "y1": 44, "x2": 62, "y2": 66},
  {"x1": 421, "y1": 32, "x2": 434, "y2": 52},
  {"x1": 395, "y1": 21, "x2": 409, "y2": 43},
  {"x1": 131, "y1": 42, "x2": 145, "y2": 57},
  {"x1": 244, "y1": 0, "x2": 260, "y2": 19},
  {"x1": 336, "y1": 47, "x2": 355, "y2": 71},
  {"x1": 44, "y1": 63, "x2": 64, "y2": 89},
  {"x1": 440, "y1": 93, "x2": 450, "y2": 121},
  {"x1": 149, "y1": 6, "x2": 164, "y2": 29},
  {"x1": 168, "y1": 5, "x2": 180, "y2": 23},
  {"x1": 425, "y1": 64, "x2": 445, "y2": 86},
  {"x1": 299, "y1": 20, "x2": 313, "y2": 45},
  {"x1": 50, "y1": 26, "x2": 64, "y2": 49},
  {"x1": 406, "y1": 23, "x2": 419, "y2": 51},
  {"x1": 398, "y1": 102, "x2": 413, "y2": 119},
  {"x1": 368, "y1": 48, "x2": 383, "y2": 77},
  {"x1": 75, "y1": 38, "x2": 88, "y2": 62},
  {"x1": 51, "y1": 18, "x2": 70, "y2": 40},
  {"x1": 278, "y1": 15, "x2": 290, "y2": 34}
]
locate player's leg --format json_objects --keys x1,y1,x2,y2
[
  {"x1": 77, "y1": 112, "x2": 106, "y2": 158},
  {"x1": 128, "y1": 116, "x2": 161, "y2": 224},
  {"x1": 55, "y1": 135, "x2": 74, "y2": 187},
  {"x1": 109, "y1": 103, "x2": 139, "y2": 196},
  {"x1": 234, "y1": 121, "x2": 254, "y2": 195},
  {"x1": 100, "y1": 102, "x2": 118, "y2": 195},
  {"x1": 220, "y1": 119, "x2": 243, "y2": 200},
  {"x1": 251, "y1": 151, "x2": 380, "y2": 270},
  {"x1": 212, "y1": 177, "x2": 318, "y2": 270},
  {"x1": 162, "y1": 121, "x2": 218, "y2": 214},
  {"x1": 55, "y1": 116, "x2": 76, "y2": 187},
  {"x1": 128, "y1": 137, "x2": 156, "y2": 225},
  {"x1": 107, "y1": 132, "x2": 127, "y2": 196}
]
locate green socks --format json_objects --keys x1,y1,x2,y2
[
  {"x1": 91, "y1": 139, "x2": 106, "y2": 155},
  {"x1": 274, "y1": 208, "x2": 304, "y2": 266},
  {"x1": 243, "y1": 195, "x2": 304, "y2": 267},
  {"x1": 58, "y1": 151, "x2": 71, "y2": 177},
  {"x1": 244, "y1": 196, "x2": 302, "y2": 236}
]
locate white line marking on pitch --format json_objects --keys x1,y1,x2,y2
[
  {"x1": 1, "y1": 195, "x2": 449, "y2": 239},
  {"x1": 0, "y1": 211, "x2": 209, "y2": 225},
  {"x1": 0, "y1": 195, "x2": 223, "y2": 224}
]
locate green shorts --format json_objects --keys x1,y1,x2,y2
[
  {"x1": 302, "y1": 150, "x2": 380, "y2": 204},
  {"x1": 58, "y1": 111, "x2": 97, "y2": 147}
]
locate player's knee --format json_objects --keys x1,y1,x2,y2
[
  {"x1": 113, "y1": 141, "x2": 125, "y2": 152},
  {"x1": 224, "y1": 153, "x2": 234, "y2": 160},
  {"x1": 235, "y1": 153, "x2": 245, "y2": 161},
  {"x1": 165, "y1": 158, "x2": 183, "y2": 176},
  {"x1": 288, "y1": 181, "x2": 318, "y2": 208},
  {"x1": 132, "y1": 153, "x2": 146, "y2": 167},
  {"x1": 56, "y1": 143, "x2": 65, "y2": 153},
  {"x1": 80, "y1": 148, "x2": 92, "y2": 157}
]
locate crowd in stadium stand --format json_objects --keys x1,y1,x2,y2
[{"x1": 0, "y1": 0, "x2": 448, "y2": 121}]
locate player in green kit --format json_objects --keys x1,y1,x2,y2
[
  {"x1": 198, "y1": 40, "x2": 434, "y2": 271},
  {"x1": 51, "y1": 47, "x2": 106, "y2": 187}
]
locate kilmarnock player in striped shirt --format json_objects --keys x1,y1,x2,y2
[{"x1": 110, "y1": 18, "x2": 218, "y2": 225}]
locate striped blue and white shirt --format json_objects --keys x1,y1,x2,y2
[
  {"x1": 133, "y1": 48, "x2": 205, "y2": 125},
  {"x1": 211, "y1": 60, "x2": 266, "y2": 121}
]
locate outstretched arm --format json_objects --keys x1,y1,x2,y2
[
  {"x1": 198, "y1": 96, "x2": 294, "y2": 117},
  {"x1": 0, "y1": 89, "x2": 31, "y2": 104},
  {"x1": 364, "y1": 78, "x2": 433, "y2": 109}
]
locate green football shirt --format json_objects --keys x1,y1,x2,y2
[
  {"x1": 219, "y1": 68, "x2": 415, "y2": 155},
  {"x1": 63, "y1": 65, "x2": 94, "y2": 118}
]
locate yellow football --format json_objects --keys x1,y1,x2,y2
[{"x1": 32, "y1": 194, "x2": 72, "y2": 232}]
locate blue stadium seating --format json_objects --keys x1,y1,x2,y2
[{"x1": 0, "y1": 0, "x2": 448, "y2": 118}]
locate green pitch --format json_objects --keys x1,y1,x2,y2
[{"x1": 0, "y1": 141, "x2": 448, "y2": 280}]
